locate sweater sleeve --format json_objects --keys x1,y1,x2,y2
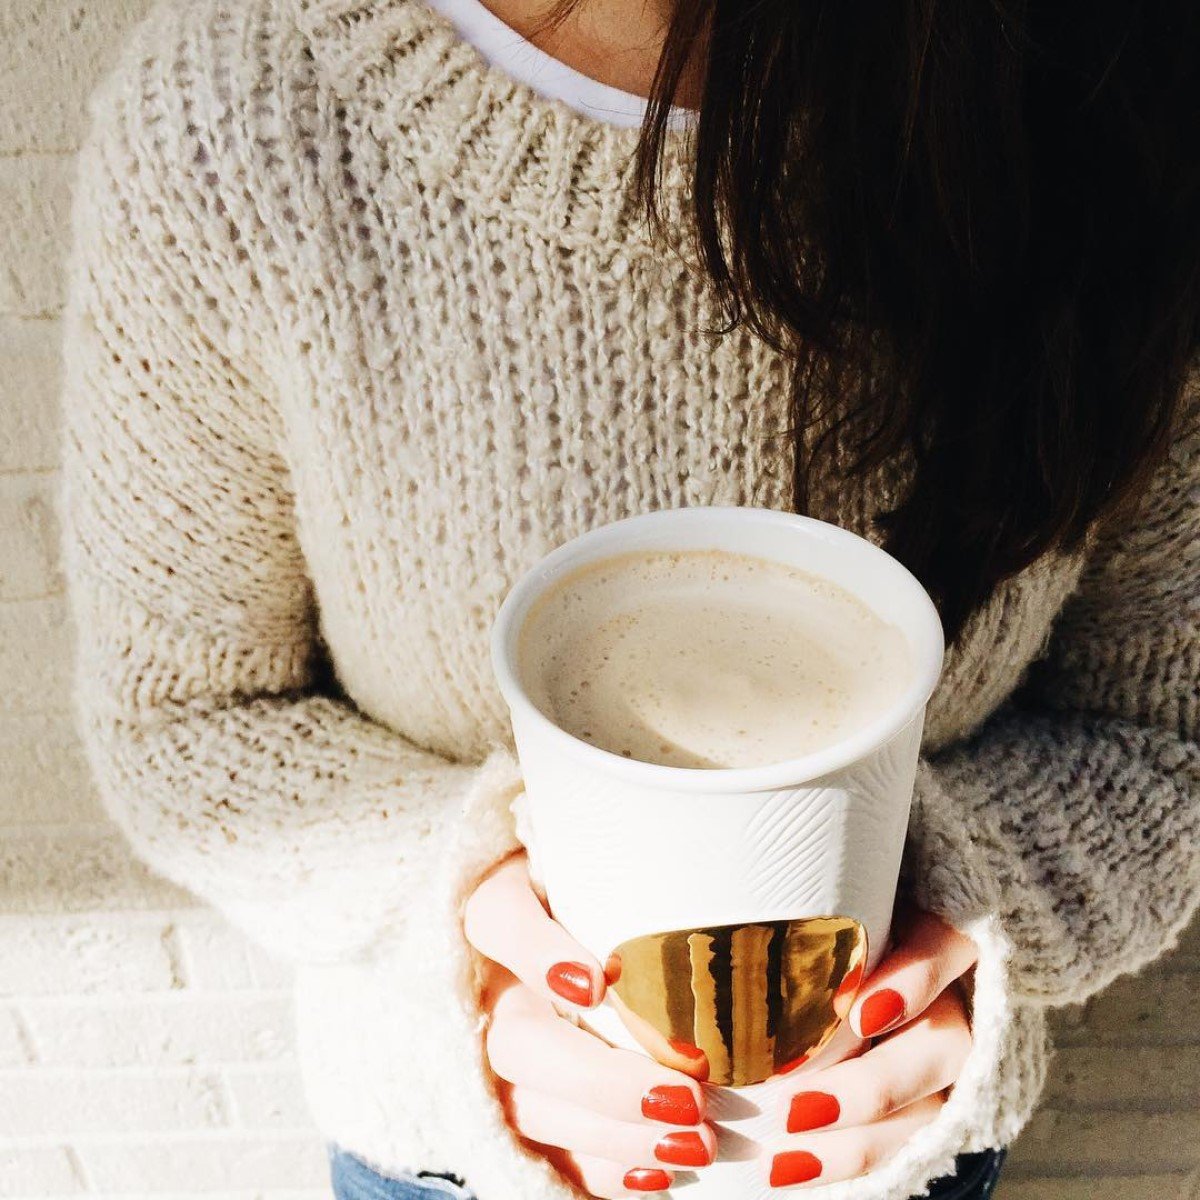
[
  {"x1": 61, "y1": 33, "x2": 523, "y2": 969},
  {"x1": 910, "y1": 372, "x2": 1200, "y2": 1000},
  {"x1": 896, "y1": 367, "x2": 1200, "y2": 1159}
]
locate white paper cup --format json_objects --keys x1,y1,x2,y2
[{"x1": 492, "y1": 507, "x2": 943, "y2": 1198}]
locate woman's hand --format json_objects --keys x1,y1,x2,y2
[
  {"x1": 465, "y1": 854, "x2": 716, "y2": 1197},
  {"x1": 770, "y1": 909, "x2": 978, "y2": 1189}
]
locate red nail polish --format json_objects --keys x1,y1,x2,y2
[
  {"x1": 777, "y1": 1052, "x2": 809, "y2": 1074},
  {"x1": 546, "y1": 961, "x2": 594, "y2": 1007},
  {"x1": 642, "y1": 1085, "x2": 701, "y2": 1126},
  {"x1": 787, "y1": 1091, "x2": 840, "y2": 1133},
  {"x1": 669, "y1": 1038, "x2": 710, "y2": 1080},
  {"x1": 771, "y1": 1150, "x2": 823, "y2": 1187},
  {"x1": 655, "y1": 1130, "x2": 711, "y2": 1167},
  {"x1": 835, "y1": 961, "x2": 865, "y2": 999},
  {"x1": 625, "y1": 1168, "x2": 672, "y2": 1192},
  {"x1": 859, "y1": 988, "x2": 906, "y2": 1037}
]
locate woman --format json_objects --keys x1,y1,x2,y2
[{"x1": 62, "y1": 0, "x2": 1198, "y2": 1198}]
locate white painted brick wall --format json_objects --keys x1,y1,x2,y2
[
  {"x1": 0, "y1": 317, "x2": 61, "y2": 471},
  {"x1": 0, "y1": 156, "x2": 75, "y2": 317},
  {"x1": 0, "y1": 1, "x2": 1195, "y2": 1198},
  {"x1": 0, "y1": 1145, "x2": 84, "y2": 1196},
  {"x1": 21, "y1": 995, "x2": 294, "y2": 1068},
  {"x1": 0, "y1": 4, "x2": 327, "y2": 1195}
]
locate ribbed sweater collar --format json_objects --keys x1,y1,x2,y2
[{"x1": 289, "y1": 0, "x2": 693, "y2": 247}]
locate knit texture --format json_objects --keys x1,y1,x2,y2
[{"x1": 60, "y1": 0, "x2": 1200, "y2": 1196}]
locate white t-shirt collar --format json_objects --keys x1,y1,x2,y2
[{"x1": 424, "y1": 0, "x2": 693, "y2": 130}]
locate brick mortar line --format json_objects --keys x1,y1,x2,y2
[
  {"x1": 0, "y1": 147, "x2": 82, "y2": 161},
  {"x1": 0, "y1": 705, "x2": 78, "y2": 719},
  {"x1": 4, "y1": 1129, "x2": 322, "y2": 1150},
  {"x1": 10, "y1": 990, "x2": 295, "y2": 1005},
  {"x1": 0, "y1": 312, "x2": 61, "y2": 324},
  {"x1": 1005, "y1": 1164, "x2": 1197, "y2": 1181},
  {"x1": 0, "y1": 306, "x2": 65, "y2": 321},
  {"x1": 0, "y1": 467, "x2": 59, "y2": 479},
  {"x1": 0, "y1": 910, "x2": 213, "y2": 925},
  {"x1": 1015, "y1": 1102, "x2": 1200, "y2": 1122},
  {"x1": 0, "y1": 592, "x2": 66, "y2": 605},
  {"x1": 1, "y1": 993, "x2": 295, "y2": 1003},
  {"x1": 215, "y1": 1068, "x2": 238, "y2": 1129},
  {"x1": 1, "y1": 910, "x2": 229, "y2": 921},
  {"x1": 0, "y1": 1194, "x2": 329, "y2": 1200},
  {"x1": 0, "y1": 1065, "x2": 299, "y2": 1081},
  {"x1": 1, "y1": 991, "x2": 295, "y2": 1004},
  {"x1": 63, "y1": 1144, "x2": 91, "y2": 1192},
  {"x1": 0, "y1": 149, "x2": 78, "y2": 163},
  {"x1": 8, "y1": 1006, "x2": 38, "y2": 1066},
  {"x1": 0, "y1": 1192, "x2": 331, "y2": 1200},
  {"x1": 1053, "y1": 1033, "x2": 1200, "y2": 1046},
  {"x1": 0, "y1": 591, "x2": 67, "y2": 606},
  {"x1": 1034, "y1": 1099, "x2": 1200, "y2": 1116},
  {"x1": 161, "y1": 923, "x2": 188, "y2": 990},
  {"x1": 0, "y1": 823, "x2": 118, "y2": 834}
]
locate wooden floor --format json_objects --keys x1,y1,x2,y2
[{"x1": 998, "y1": 913, "x2": 1200, "y2": 1200}]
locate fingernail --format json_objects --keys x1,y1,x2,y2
[
  {"x1": 669, "y1": 1038, "x2": 710, "y2": 1081},
  {"x1": 642, "y1": 1084, "x2": 701, "y2": 1126},
  {"x1": 655, "y1": 1130, "x2": 711, "y2": 1167},
  {"x1": 859, "y1": 988, "x2": 906, "y2": 1037},
  {"x1": 624, "y1": 1168, "x2": 672, "y2": 1192},
  {"x1": 835, "y1": 961, "x2": 865, "y2": 999},
  {"x1": 777, "y1": 1052, "x2": 808, "y2": 1074},
  {"x1": 546, "y1": 961, "x2": 594, "y2": 1007},
  {"x1": 787, "y1": 1091, "x2": 840, "y2": 1133},
  {"x1": 771, "y1": 1150, "x2": 823, "y2": 1187}
]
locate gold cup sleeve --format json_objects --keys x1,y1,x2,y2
[{"x1": 608, "y1": 917, "x2": 868, "y2": 1087}]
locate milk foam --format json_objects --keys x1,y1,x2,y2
[{"x1": 518, "y1": 549, "x2": 914, "y2": 769}]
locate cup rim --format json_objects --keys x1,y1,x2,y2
[{"x1": 491, "y1": 506, "x2": 944, "y2": 793}]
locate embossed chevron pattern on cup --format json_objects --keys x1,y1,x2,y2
[
  {"x1": 741, "y1": 786, "x2": 844, "y2": 914},
  {"x1": 740, "y1": 728, "x2": 921, "y2": 917}
]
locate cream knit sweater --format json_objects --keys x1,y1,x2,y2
[{"x1": 62, "y1": 0, "x2": 1200, "y2": 1196}]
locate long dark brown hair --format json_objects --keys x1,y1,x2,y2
[{"x1": 555, "y1": 0, "x2": 1200, "y2": 639}]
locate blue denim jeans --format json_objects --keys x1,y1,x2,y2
[
  {"x1": 329, "y1": 1146, "x2": 1007, "y2": 1199},
  {"x1": 329, "y1": 1150, "x2": 473, "y2": 1199}
]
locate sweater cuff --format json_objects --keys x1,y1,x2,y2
[
  {"x1": 322, "y1": 747, "x2": 586, "y2": 1200},
  {"x1": 361, "y1": 745, "x2": 527, "y2": 966},
  {"x1": 897, "y1": 763, "x2": 1049, "y2": 1156}
]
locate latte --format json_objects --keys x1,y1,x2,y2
[{"x1": 517, "y1": 549, "x2": 913, "y2": 769}]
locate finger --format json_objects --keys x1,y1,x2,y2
[
  {"x1": 770, "y1": 1093, "x2": 944, "y2": 1189},
  {"x1": 785, "y1": 988, "x2": 972, "y2": 1133},
  {"x1": 507, "y1": 1086, "x2": 716, "y2": 1170},
  {"x1": 852, "y1": 910, "x2": 978, "y2": 1038},
  {"x1": 486, "y1": 983, "x2": 707, "y2": 1126},
  {"x1": 465, "y1": 853, "x2": 606, "y2": 1008},
  {"x1": 572, "y1": 1153, "x2": 676, "y2": 1197}
]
